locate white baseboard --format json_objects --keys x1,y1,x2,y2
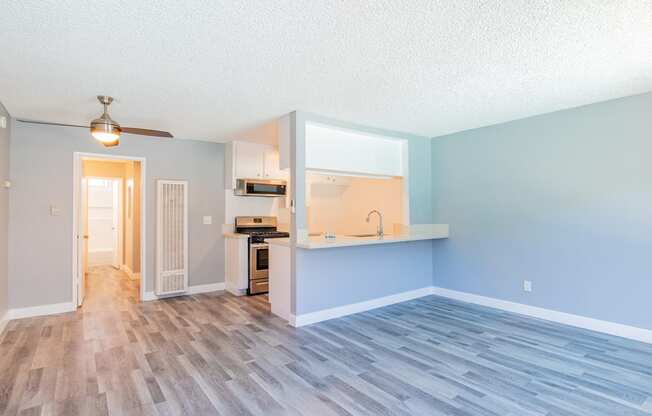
[
  {"x1": 142, "y1": 291, "x2": 158, "y2": 301},
  {"x1": 431, "y1": 286, "x2": 652, "y2": 344},
  {"x1": 226, "y1": 287, "x2": 247, "y2": 297},
  {"x1": 143, "y1": 282, "x2": 226, "y2": 301},
  {"x1": 7, "y1": 302, "x2": 76, "y2": 320},
  {"x1": 290, "y1": 286, "x2": 434, "y2": 327},
  {"x1": 120, "y1": 265, "x2": 141, "y2": 281},
  {"x1": 188, "y1": 282, "x2": 226, "y2": 294},
  {"x1": 0, "y1": 311, "x2": 8, "y2": 336},
  {"x1": 121, "y1": 264, "x2": 134, "y2": 278},
  {"x1": 4, "y1": 283, "x2": 225, "y2": 320},
  {"x1": 288, "y1": 285, "x2": 652, "y2": 344}
]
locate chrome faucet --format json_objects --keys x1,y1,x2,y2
[{"x1": 366, "y1": 210, "x2": 384, "y2": 237}]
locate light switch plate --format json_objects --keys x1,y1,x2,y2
[
  {"x1": 0, "y1": 117, "x2": 6, "y2": 129},
  {"x1": 203, "y1": 216, "x2": 212, "y2": 225},
  {"x1": 50, "y1": 205, "x2": 61, "y2": 216}
]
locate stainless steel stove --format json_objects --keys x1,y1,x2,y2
[{"x1": 235, "y1": 216, "x2": 289, "y2": 295}]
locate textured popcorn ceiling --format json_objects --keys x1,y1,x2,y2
[{"x1": 0, "y1": 1, "x2": 650, "y2": 142}]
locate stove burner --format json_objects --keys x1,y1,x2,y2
[
  {"x1": 250, "y1": 231, "x2": 289, "y2": 238},
  {"x1": 248, "y1": 231, "x2": 289, "y2": 243},
  {"x1": 234, "y1": 227, "x2": 289, "y2": 243}
]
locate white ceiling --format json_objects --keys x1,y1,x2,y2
[{"x1": 1, "y1": 1, "x2": 650, "y2": 142}]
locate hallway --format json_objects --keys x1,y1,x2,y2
[{"x1": 82, "y1": 266, "x2": 141, "y2": 312}]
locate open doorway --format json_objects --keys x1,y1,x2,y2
[
  {"x1": 74, "y1": 154, "x2": 146, "y2": 306},
  {"x1": 86, "y1": 177, "x2": 123, "y2": 268}
]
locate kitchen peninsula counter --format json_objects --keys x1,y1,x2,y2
[{"x1": 267, "y1": 224, "x2": 449, "y2": 249}]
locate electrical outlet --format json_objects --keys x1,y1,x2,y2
[{"x1": 523, "y1": 280, "x2": 532, "y2": 292}]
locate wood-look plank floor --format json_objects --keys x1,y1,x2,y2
[{"x1": 2, "y1": 267, "x2": 652, "y2": 415}]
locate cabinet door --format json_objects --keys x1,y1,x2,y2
[
  {"x1": 263, "y1": 147, "x2": 282, "y2": 179},
  {"x1": 235, "y1": 141, "x2": 264, "y2": 179},
  {"x1": 225, "y1": 237, "x2": 249, "y2": 294},
  {"x1": 305, "y1": 122, "x2": 404, "y2": 177}
]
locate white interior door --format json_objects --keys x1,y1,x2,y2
[
  {"x1": 78, "y1": 177, "x2": 88, "y2": 306},
  {"x1": 112, "y1": 179, "x2": 122, "y2": 269}
]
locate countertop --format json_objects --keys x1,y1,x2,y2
[
  {"x1": 223, "y1": 232, "x2": 249, "y2": 239},
  {"x1": 267, "y1": 224, "x2": 449, "y2": 249}
]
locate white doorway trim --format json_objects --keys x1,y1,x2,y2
[
  {"x1": 72, "y1": 152, "x2": 147, "y2": 304},
  {"x1": 111, "y1": 178, "x2": 124, "y2": 269}
]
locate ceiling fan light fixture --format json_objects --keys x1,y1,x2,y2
[
  {"x1": 90, "y1": 119, "x2": 121, "y2": 147},
  {"x1": 90, "y1": 96, "x2": 121, "y2": 147},
  {"x1": 80, "y1": 94, "x2": 173, "y2": 145}
]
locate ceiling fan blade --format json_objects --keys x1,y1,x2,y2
[
  {"x1": 19, "y1": 118, "x2": 173, "y2": 138},
  {"x1": 17, "y1": 119, "x2": 87, "y2": 129},
  {"x1": 122, "y1": 127, "x2": 173, "y2": 138}
]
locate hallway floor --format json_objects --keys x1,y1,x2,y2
[
  {"x1": 1, "y1": 268, "x2": 652, "y2": 415},
  {"x1": 82, "y1": 265, "x2": 141, "y2": 312}
]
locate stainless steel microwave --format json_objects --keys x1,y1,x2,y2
[{"x1": 234, "y1": 179, "x2": 287, "y2": 197}]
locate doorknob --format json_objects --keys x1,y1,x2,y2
[{"x1": 83, "y1": 235, "x2": 89, "y2": 239}]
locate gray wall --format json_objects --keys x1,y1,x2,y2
[
  {"x1": 431, "y1": 92, "x2": 652, "y2": 330},
  {"x1": 9, "y1": 122, "x2": 225, "y2": 309},
  {"x1": 0, "y1": 103, "x2": 10, "y2": 319}
]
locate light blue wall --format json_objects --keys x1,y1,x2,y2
[
  {"x1": 9, "y1": 122, "x2": 225, "y2": 308},
  {"x1": 431, "y1": 92, "x2": 652, "y2": 330},
  {"x1": 407, "y1": 135, "x2": 434, "y2": 224},
  {"x1": 295, "y1": 241, "x2": 432, "y2": 314}
]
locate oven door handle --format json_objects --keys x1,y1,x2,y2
[{"x1": 250, "y1": 243, "x2": 268, "y2": 248}]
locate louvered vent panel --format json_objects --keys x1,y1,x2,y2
[{"x1": 156, "y1": 180, "x2": 188, "y2": 295}]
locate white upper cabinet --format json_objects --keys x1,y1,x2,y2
[
  {"x1": 235, "y1": 141, "x2": 265, "y2": 179},
  {"x1": 305, "y1": 122, "x2": 406, "y2": 177},
  {"x1": 263, "y1": 147, "x2": 282, "y2": 179},
  {"x1": 225, "y1": 141, "x2": 287, "y2": 189}
]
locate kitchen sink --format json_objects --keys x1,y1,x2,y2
[{"x1": 345, "y1": 233, "x2": 379, "y2": 238}]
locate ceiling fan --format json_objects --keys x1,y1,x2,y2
[{"x1": 19, "y1": 95, "x2": 173, "y2": 147}]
